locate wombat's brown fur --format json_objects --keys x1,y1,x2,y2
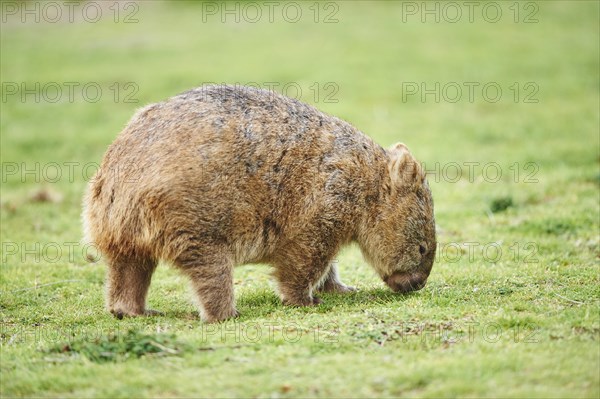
[{"x1": 83, "y1": 85, "x2": 436, "y2": 322}]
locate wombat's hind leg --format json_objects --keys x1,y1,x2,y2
[
  {"x1": 106, "y1": 255, "x2": 158, "y2": 318},
  {"x1": 176, "y1": 252, "x2": 238, "y2": 323},
  {"x1": 317, "y1": 264, "x2": 357, "y2": 293}
]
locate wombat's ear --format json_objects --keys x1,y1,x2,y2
[{"x1": 387, "y1": 142, "x2": 426, "y2": 190}]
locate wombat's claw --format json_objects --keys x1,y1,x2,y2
[
  {"x1": 110, "y1": 308, "x2": 162, "y2": 319},
  {"x1": 319, "y1": 283, "x2": 357, "y2": 294},
  {"x1": 312, "y1": 296, "x2": 323, "y2": 305},
  {"x1": 144, "y1": 309, "x2": 164, "y2": 316},
  {"x1": 336, "y1": 284, "x2": 357, "y2": 293}
]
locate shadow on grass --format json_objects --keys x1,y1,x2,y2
[{"x1": 235, "y1": 286, "x2": 418, "y2": 319}]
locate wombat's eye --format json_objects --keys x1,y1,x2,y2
[{"x1": 419, "y1": 244, "x2": 427, "y2": 255}]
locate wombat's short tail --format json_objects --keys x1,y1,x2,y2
[{"x1": 81, "y1": 171, "x2": 106, "y2": 255}]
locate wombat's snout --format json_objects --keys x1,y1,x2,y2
[{"x1": 385, "y1": 271, "x2": 428, "y2": 293}]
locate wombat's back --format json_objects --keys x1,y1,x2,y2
[{"x1": 83, "y1": 85, "x2": 385, "y2": 265}]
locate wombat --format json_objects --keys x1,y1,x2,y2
[{"x1": 83, "y1": 85, "x2": 436, "y2": 322}]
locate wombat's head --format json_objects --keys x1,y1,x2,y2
[{"x1": 360, "y1": 143, "x2": 436, "y2": 293}]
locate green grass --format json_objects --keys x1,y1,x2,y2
[{"x1": 1, "y1": 1, "x2": 599, "y2": 397}]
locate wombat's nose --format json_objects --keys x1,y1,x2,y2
[{"x1": 385, "y1": 271, "x2": 428, "y2": 293}]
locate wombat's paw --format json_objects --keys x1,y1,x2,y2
[
  {"x1": 202, "y1": 308, "x2": 240, "y2": 324},
  {"x1": 112, "y1": 310, "x2": 125, "y2": 320},
  {"x1": 110, "y1": 307, "x2": 162, "y2": 319},
  {"x1": 110, "y1": 308, "x2": 144, "y2": 320},
  {"x1": 318, "y1": 283, "x2": 357, "y2": 294},
  {"x1": 144, "y1": 309, "x2": 164, "y2": 316}
]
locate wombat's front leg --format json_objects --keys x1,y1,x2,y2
[
  {"x1": 273, "y1": 250, "x2": 334, "y2": 307},
  {"x1": 177, "y1": 253, "x2": 238, "y2": 323},
  {"x1": 106, "y1": 255, "x2": 157, "y2": 318},
  {"x1": 317, "y1": 264, "x2": 356, "y2": 293}
]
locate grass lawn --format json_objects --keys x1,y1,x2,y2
[{"x1": 1, "y1": 1, "x2": 599, "y2": 397}]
